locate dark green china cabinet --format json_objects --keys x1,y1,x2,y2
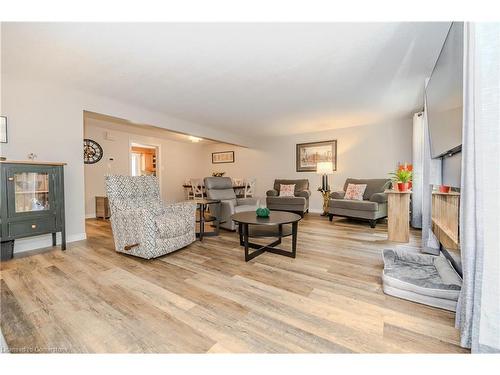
[{"x1": 0, "y1": 161, "x2": 66, "y2": 260}]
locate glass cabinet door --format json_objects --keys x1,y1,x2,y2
[{"x1": 13, "y1": 172, "x2": 51, "y2": 213}]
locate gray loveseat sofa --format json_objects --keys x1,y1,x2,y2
[
  {"x1": 328, "y1": 178, "x2": 390, "y2": 228},
  {"x1": 204, "y1": 177, "x2": 259, "y2": 231},
  {"x1": 266, "y1": 179, "x2": 311, "y2": 216}
]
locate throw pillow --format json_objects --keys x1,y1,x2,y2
[
  {"x1": 345, "y1": 183, "x2": 367, "y2": 201},
  {"x1": 279, "y1": 184, "x2": 296, "y2": 197}
]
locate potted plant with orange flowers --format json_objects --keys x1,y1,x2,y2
[
  {"x1": 389, "y1": 167, "x2": 413, "y2": 192},
  {"x1": 397, "y1": 163, "x2": 413, "y2": 189}
]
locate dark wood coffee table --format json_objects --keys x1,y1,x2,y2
[{"x1": 231, "y1": 211, "x2": 301, "y2": 262}]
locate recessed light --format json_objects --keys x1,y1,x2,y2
[{"x1": 189, "y1": 136, "x2": 203, "y2": 143}]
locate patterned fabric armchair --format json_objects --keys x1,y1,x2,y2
[{"x1": 105, "y1": 175, "x2": 196, "y2": 259}]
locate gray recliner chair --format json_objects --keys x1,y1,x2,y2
[
  {"x1": 204, "y1": 177, "x2": 259, "y2": 231},
  {"x1": 266, "y1": 179, "x2": 311, "y2": 216},
  {"x1": 328, "y1": 178, "x2": 390, "y2": 228}
]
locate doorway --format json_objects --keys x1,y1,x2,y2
[{"x1": 130, "y1": 143, "x2": 158, "y2": 177}]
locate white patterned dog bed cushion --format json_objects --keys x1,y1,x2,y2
[{"x1": 382, "y1": 249, "x2": 462, "y2": 311}]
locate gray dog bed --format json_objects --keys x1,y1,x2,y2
[{"x1": 382, "y1": 249, "x2": 462, "y2": 311}]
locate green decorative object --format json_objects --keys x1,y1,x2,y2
[{"x1": 256, "y1": 207, "x2": 270, "y2": 218}]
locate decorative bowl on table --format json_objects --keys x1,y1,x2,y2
[{"x1": 256, "y1": 207, "x2": 270, "y2": 218}]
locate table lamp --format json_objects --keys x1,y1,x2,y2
[{"x1": 317, "y1": 161, "x2": 333, "y2": 191}]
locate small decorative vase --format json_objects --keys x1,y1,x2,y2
[
  {"x1": 397, "y1": 182, "x2": 409, "y2": 192},
  {"x1": 439, "y1": 185, "x2": 451, "y2": 193},
  {"x1": 256, "y1": 207, "x2": 270, "y2": 218}
]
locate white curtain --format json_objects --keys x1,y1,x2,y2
[
  {"x1": 411, "y1": 112, "x2": 424, "y2": 228},
  {"x1": 421, "y1": 97, "x2": 442, "y2": 255},
  {"x1": 456, "y1": 22, "x2": 500, "y2": 353}
]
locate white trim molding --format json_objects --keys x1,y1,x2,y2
[{"x1": 13, "y1": 232, "x2": 87, "y2": 254}]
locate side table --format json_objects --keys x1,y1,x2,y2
[
  {"x1": 319, "y1": 190, "x2": 331, "y2": 216},
  {"x1": 385, "y1": 190, "x2": 411, "y2": 242},
  {"x1": 95, "y1": 196, "x2": 110, "y2": 219},
  {"x1": 193, "y1": 199, "x2": 221, "y2": 241}
]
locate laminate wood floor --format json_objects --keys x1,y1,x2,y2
[{"x1": 0, "y1": 214, "x2": 468, "y2": 353}]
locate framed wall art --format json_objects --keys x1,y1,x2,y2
[
  {"x1": 212, "y1": 151, "x2": 235, "y2": 164},
  {"x1": 0, "y1": 116, "x2": 7, "y2": 143},
  {"x1": 296, "y1": 140, "x2": 337, "y2": 172}
]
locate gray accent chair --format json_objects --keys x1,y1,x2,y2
[
  {"x1": 204, "y1": 177, "x2": 259, "y2": 231},
  {"x1": 105, "y1": 175, "x2": 196, "y2": 259},
  {"x1": 328, "y1": 178, "x2": 390, "y2": 228},
  {"x1": 266, "y1": 179, "x2": 311, "y2": 216}
]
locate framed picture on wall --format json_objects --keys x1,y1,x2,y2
[
  {"x1": 212, "y1": 151, "x2": 235, "y2": 164},
  {"x1": 296, "y1": 140, "x2": 337, "y2": 172},
  {"x1": 0, "y1": 116, "x2": 7, "y2": 143}
]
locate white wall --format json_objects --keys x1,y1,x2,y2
[
  {"x1": 1, "y1": 73, "x2": 412, "y2": 252},
  {"x1": 1, "y1": 78, "x2": 87, "y2": 252},
  {"x1": 84, "y1": 118, "x2": 205, "y2": 217},
  {"x1": 202, "y1": 119, "x2": 413, "y2": 212},
  {"x1": 0, "y1": 75, "x2": 220, "y2": 253}
]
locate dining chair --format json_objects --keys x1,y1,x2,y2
[
  {"x1": 244, "y1": 178, "x2": 256, "y2": 198},
  {"x1": 184, "y1": 178, "x2": 193, "y2": 200},
  {"x1": 232, "y1": 177, "x2": 245, "y2": 197},
  {"x1": 190, "y1": 178, "x2": 204, "y2": 199}
]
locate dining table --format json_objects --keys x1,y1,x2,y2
[
  {"x1": 182, "y1": 184, "x2": 246, "y2": 190},
  {"x1": 183, "y1": 183, "x2": 247, "y2": 198}
]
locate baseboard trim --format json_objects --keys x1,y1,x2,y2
[
  {"x1": 308, "y1": 208, "x2": 324, "y2": 214},
  {"x1": 85, "y1": 213, "x2": 96, "y2": 219},
  {"x1": 13, "y1": 232, "x2": 87, "y2": 254}
]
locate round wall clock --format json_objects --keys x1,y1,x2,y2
[{"x1": 83, "y1": 139, "x2": 103, "y2": 164}]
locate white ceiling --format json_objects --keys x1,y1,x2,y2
[
  {"x1": 84, "y1": 111, "x2": 217, "y2": 144},
  {"x1": 2, "y1": 22, "x2": 450, "y2": 138}
]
